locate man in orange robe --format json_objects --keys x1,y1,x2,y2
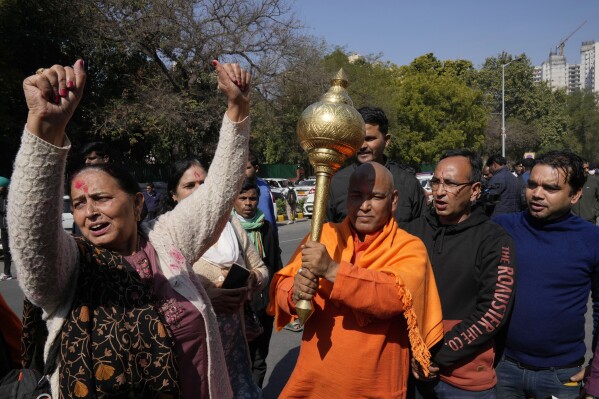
[{"x1": 268, "y1": 162, "x2": 443, "y2": 399}]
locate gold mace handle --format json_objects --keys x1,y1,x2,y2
[{"x1": 295, "y1": 171, "x2": 332, "y2": 325}]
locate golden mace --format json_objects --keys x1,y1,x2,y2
[{"x1": 295, "y1": 69, "x2": 365, "y2": 324}]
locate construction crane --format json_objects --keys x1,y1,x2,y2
[{"x1": 555, "y1": 20, "x2": 587, "y2": 56}]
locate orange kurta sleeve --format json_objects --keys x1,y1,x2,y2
[
  {"x1": 275, "y1": 276, "x2": 296, "y2": 316},
  {"x1": 330, "y1": 261, "x2": 405, "y2": 319}
]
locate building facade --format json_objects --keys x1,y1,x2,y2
[
  {"x1": 580, "y1": 41, "x2": 598, "y2": 92},
  {"x1": 536, "y1": 41, "x2": 597, "y2": 93}
]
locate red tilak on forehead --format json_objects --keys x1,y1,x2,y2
[
  {"x1": 74, "y1": 180, "x2": 88, "y2": 193},
  {"x1": 194, "y1": 171, "x2": 202, "y2": 179}
]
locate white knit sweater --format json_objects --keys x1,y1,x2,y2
[{"x1": 7, "y1": 114, "x2": 249, "y2": 399}]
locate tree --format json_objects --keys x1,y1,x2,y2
[
  {"x1": 563, "y1": 89, "x2": 599, "y2": 162},
  {"x1": 390, "y1": 54, "x2": 489, "y2": 165},
  {"x1": 483, "y1": 115, "x2": 541, "y2": 160},
  {"x1": 248, "y1": 36, "x2": 330, "y2": 164},
  {"x1": 0, "y1": 0, "x2": 89, "y2": 176},
  {"x1": 477, "y1": 52, "x2": 568, "y2": 156},
  {"x1": 65, "y1": 0, "x2": 308, "y2": 164},
  {"x1": 320, "y1": 49, "x2": 402, "y2": 131},
  {"x1": 0, "y1": 0, "x2": 309, "y2": 164}
]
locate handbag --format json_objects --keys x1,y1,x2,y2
[
  {"x1": 244, "y1": 302, "x2": 264, "y2": 342},
  {"x1": 0, "y1": 369, "x2": 50, "y2": 399},
  {"x1": 0, "y1": 303, "x2": 62, "y2": 399}
]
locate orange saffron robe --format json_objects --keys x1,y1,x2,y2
[{"x1": 268, "y1": 217, "x2": 443, "y2": 399}]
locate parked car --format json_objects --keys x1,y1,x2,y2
[
  {"x1": 63, "y1": 195, "x2": 73, "y2": 232},
  {"x1": 416, "y1": 172, "x2": 433, "y2": 205},
  {"x1": 264, "y1": 178, "x2": 292, "y2": 196},
  {"x1": 303, "y1": 193, "x2": 314, "y2": 218},
  {"x1": 294, "y1": 178, "x2": 316, "y2": 199}
]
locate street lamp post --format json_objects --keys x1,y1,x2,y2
[{"x1": 501, "y1": 58, "x2": 521, "y2": 158}]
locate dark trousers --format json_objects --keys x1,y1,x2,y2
[
  {"x1": 248, "y1": 310, "x2": 274, "y2": 388},
  {"x1": 1, "y1": 228, "x2": 10, "y2": 276}
]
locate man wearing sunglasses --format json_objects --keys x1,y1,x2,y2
[{"x1": 406, "y1": 149, "x2": 516, "y2": 398}]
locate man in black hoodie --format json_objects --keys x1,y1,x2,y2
[
  {"x1": 327, "y1": 106, "x2": 425, "y2": 224},
  {"x1": 406, "y1": 149, "x2": 516, "y2": 398}
]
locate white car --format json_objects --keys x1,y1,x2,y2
[
  {"x1": 265, "y1": 178, "x2": 292, "y2": 196},
  {"x1": 294, "y1": 179, "x2": 316, "y2": 200},
  {"x1": 62, "y1": 195, "x2": 74, "y2": 232},
  {"x1": 303, "y1": 193, "x2": 314, "y2": 218}
]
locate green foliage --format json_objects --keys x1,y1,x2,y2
[
  {"x1": 321, "y1": 49, "x2": 402, "y2": 132},
  {"x1": 391, "y1": 54, "x2": 489, "y2": 164},
  {"x1": 297, "y1": 198, "x2": 306, "y2": 212},
  {"x1": 477, "y1": 52, "x2": 569, "y2": 158},
  {"x1": 275, "y1": 198, "x2": 286, "y2": 215},
  {"x1": 0, "y1": 0, "x2": 306, "y2": 176},
  {"x1": 4, "y1": 3, "x2": 599, "y2": 176},
  {"x1": 563, "y1": 90, "x2": 599, "y2": 161}
]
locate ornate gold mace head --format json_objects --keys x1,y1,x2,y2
[{"x1": 294, "y1": 69, "x2": 365, "y2": 324}]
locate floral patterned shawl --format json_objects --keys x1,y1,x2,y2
[{"x1": 56, "y1": 237, "x2": 180, "y2": 398}]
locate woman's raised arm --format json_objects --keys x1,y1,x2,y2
[
  {"x1": 7, "y1": 61, "x2": 86, "y2": 312},
  {"x1": 153, "y1": 60, "x2": 251, "y2": 263}
]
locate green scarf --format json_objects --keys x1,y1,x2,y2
[{"x1": 232, "y1": 209, "x2": 266, "y2": 257}]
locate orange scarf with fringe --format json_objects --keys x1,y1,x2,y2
[{"x1": 268, "y1": 216, "x2": 443, "y2": 376}]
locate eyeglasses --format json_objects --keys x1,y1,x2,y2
[{"x1": 430, "y1": 178, "x2": 474, "y2": 192}]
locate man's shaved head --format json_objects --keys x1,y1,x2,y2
[{"x1": 346, "y1": 162, "x2": 398, "y2": 237}]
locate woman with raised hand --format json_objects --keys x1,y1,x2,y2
[
  {"x1": 7, "y1": 58, "x2": 251, "y2": 398},
  {"x1": 166, "y1": 157, "x2": 267, "y2": 398}
]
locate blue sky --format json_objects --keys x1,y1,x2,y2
[{"x1": 292, "y1": 0, "x2": 599, "y2": 68}]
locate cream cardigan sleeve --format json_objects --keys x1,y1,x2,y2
[
  {"x1": 7, "y1": 128, "x2": 79, "y2": 313},
  {"x1": 151, "y1": 114, "x2": 250, "y2": 265}
]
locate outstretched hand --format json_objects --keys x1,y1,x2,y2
[
  {"x1": 24, "y1": 60, "x2": 87, "y2": 146},
  {"x1": 212, "y1": 60, "x2": 250, "y2": 122}
]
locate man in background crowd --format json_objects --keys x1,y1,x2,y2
[
  {"x1": 485, "y1": 155, "x2": 521, "y2": 216},
  {"x1": 143, "y1": 182, "x2": 163, "y2": 220},
  {"x1": 572, "y1": 160, "x2": 599, "y2": 224},
  {"x1": 232, "y1": 179, "x2": 282, "y2": 388},
  {"x1": 81, "y1": 141, "x2": 111, "y2": 165},
  {"x1": 327, "y1": 106, "x2": 425, "y2": 224},
  {"x1": 245, "y1": 152, "x2": 278, "y2": 237},
  {"x1": 285, "y1": 183, "x2": 297, "y2": 225}
]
